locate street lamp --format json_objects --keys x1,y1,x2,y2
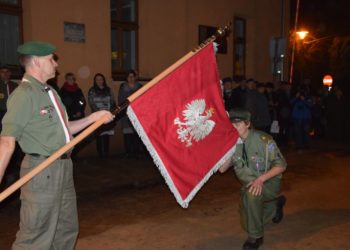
[{"x1": 296, "y1": 30, "x2": 309, "y2": 40}]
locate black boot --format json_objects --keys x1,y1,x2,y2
[
  {"x1": 243, "y1": 237, "x2": 264, "y2": 250},
  {"x1": 272, "y1": 195, "x2": 286, "y2": 223}
]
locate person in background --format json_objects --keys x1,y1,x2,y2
[
  {"x1": 0, "y1": 65, "x2": 21, "y2": 187},
  {"x1": 219, "y1": 108, "x2": 287, "y2": 250},
  {"x1": 60, "y1": 72, "x2": 86, "y2": 121},
  {"x1": 0, "y1": 41, "x2": 114, "y2": 250},
  {"x1": 0, "y1": 65, "x2": 18, "y2": 129},
  {"x1": 88, "y1": 73, "x2": 117, "y2": 158},
  {"x1": 229, "y1": 76, "x2": 247, "y2": 109},
  {"x1": 60, "y1": 72, "x2": 87, "y2": 158},
  {"x1": 222, "y1": 77, "x2": 233, "y2": 111},
  {"x1": 275, "y1": 81, "x2": 292, "y2": 146},
  {"x1": 244, "y1": 79, "x2": 259, "y2": 128},
  {"x1": 118, "y1": 70, "x2": 143, "y2": 158},
  {"x1": 325, "y1": 85, "x2": 346, "y2": 142},
  {"x1": 290, "y1": 86, "x2": 312, "y2": 150},
  {"x1": 265, "y1": 82, "x2": 277, "y2": 123},
  {"x1": 254, "y1": 82, "x2": 271, "y2": 133}
]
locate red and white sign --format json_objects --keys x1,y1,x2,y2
[
  {"x1": 323, "y1": 75, "x2": 333, "y2": 86},
  {"x1": 127, "y1": 43, "x2": 239, "y2": 208}
]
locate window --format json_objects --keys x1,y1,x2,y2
[
  {"x1": 198, "y1": 25, "x2": 227, "y2": 54},
  {"x1": 233, "y1": 17, "x2": 246, "y2": 77},
  {"x1": 110, "y1": 0, "x2": 138, "y2": 80},
  {"x1": 0, "y1": 0, "x2": 22, "y2": 66}
]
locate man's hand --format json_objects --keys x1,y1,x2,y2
[
  {"x1": 246, "y1": 176, "x2": 265, "y2": 196},
  {"x1": 245, "y1": 166, "x2": 285, "y2": 196},
  {"x1": 89, "y1": 110, "x2": 115, "y2": 124}
]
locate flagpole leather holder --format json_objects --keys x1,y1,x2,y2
[{"x1": 0, "y1": 23, "x2": 231, "y2": 203}]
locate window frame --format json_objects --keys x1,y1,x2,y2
[
  {"x1": 0, "y1": 0, "x2": 23, "y2": 79},
  {"x1": 110, "y1": 0, "x2": 139, "y2": 81},
  {"x1": 233, "y1": 16, "x2": 246, "y2": 78}
]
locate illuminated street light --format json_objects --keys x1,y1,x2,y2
[{"x1": 296, "y1": 30, "x2": 309, "y2": 40}]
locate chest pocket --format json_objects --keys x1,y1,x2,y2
[
  {"x1": 232, "y1": 153, "x2": 258, "y2": 185},
  {"x1": 249, "y1": 155, "x2": 266, "y2": 174}
]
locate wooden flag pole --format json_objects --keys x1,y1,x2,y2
[
  {"x1": 0, "y1": 24, "x2": 231, "y2": 202},
  {"x1": 0, "y1": 115, "x2": 109, "y2": 202}
]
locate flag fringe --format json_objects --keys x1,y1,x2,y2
[
  {"x1": 127, "y1": 106, "x2": 236, "y2": 208},
  {"x1": 182, "y1": 143, "x2": 236, "y2": 206}
]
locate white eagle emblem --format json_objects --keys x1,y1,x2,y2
[{"x1": 174, "y1": 99, "x2": 215, "y2": 147}]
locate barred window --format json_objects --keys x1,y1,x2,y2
[
  {"x1": 233, "y1": 17, "x2": 246, "y2": 77},
  {"x1": 111, "y1": 0, "x2": 138, "y2": 80},
  {"x1": 0, "y1": 0, "x2": 22, "y2": 66}
]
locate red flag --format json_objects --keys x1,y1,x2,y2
[{"x1": 127, "y1": 43, "x2": 239, "y2": 208}]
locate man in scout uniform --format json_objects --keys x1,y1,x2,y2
[
  {"x1": 219, "y1": 108, "x2": 287, "y2": 250},
  {"x1": 0, "y1": 41, "x2": 115, "y2": 250}
]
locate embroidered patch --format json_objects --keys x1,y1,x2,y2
[
  {"x1": 40, "y1": 109, "x2": 48, "y2": 116},
  {"x1": 268, "y1": 143, "x2": 275, "y2": 152}
]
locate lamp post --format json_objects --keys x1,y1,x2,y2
[
  {"x1": 289, "y1": 28, "x2": 308, "y2": 85},
  {"x1": 289, "y1": 0, "x2": 301, "y2": 85}
]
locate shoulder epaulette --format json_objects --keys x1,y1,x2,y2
[{"x1": 254, "y1": 130, "x2": 273, "y2": 143}]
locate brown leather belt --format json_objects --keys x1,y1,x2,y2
[{"x1": 28, "y1": 153, "x2": 71, "y2": 159}]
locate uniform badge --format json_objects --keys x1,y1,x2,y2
[
  {"x1": 268, "y1": 143, "x2": 275, "y2": 152},
  {"x1": 40, "y1": 108, "x2": 49, "y2": 116}
]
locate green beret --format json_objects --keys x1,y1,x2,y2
[
  {"x1": 17, "y1": 41, "x2": 56, "y2": 56},
  {"x1": 228, "y1": 108, "x2": 251, "y2": 122}
]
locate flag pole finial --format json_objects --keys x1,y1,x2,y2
[{"x1": 193, "y1": 22, "x2": 232, "y2": 52}]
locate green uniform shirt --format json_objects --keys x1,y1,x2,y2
[
  {"x1": 232, "y1": 129, "x2": 287, "y2": 185},
  {"x1": 1, "y1": 74, "x2": 68, "y2": 155}
]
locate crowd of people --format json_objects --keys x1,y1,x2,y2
[
  {"x1": 221, "y1": 76, "x2": 347, "y2": 150},
  {"x1": 0, "y1": 65, "x2": 143, "y2": 161}
]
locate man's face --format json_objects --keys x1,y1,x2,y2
[
  {"x1": 37, "y1": 54, "x2": 58, "y2": 80},
  {"x1": 0, "y1": 68, "x2": 10, "y2": 81},
  {"x1": 66, "y1": 75, "x2": 75, "y2": 85},
  {"x1": 127, "y1": 73, "x2": 136, "y2": 84},
  {"x1": 232, "y1": 120, "x2": 250, "y2": 138},
  {"x1": 95, "y1": 75, "x2": 105, "y2": 88},
  {"x1": 223, "y1": 82, "x2": 231, "y2": 90}
]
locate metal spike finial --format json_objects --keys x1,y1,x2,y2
[{"x1": 192, "y1": 22, "x2": 232, "y2": 52}]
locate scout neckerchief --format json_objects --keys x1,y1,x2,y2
[{"x1": 45, "y1": 86, "x2": 71, "y2": 144}]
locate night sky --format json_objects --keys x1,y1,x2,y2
[
  {"x1": 290, "y1": 0, "x2": 350, "y2": 92},
  {"x1": 296, "y1": 0, "x2": 350, "y2": 36}
]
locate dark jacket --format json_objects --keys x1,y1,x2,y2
[{"x1": 59, "y1": 82, "x2": 86, "y2": 121}]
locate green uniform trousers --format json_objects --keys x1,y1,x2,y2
[
  {"x1": 239, "y1": 177, "x2": 281, "y2": 238},
  {"x1": 12, "y1": 155, "x2": 78, "y2": 250}
]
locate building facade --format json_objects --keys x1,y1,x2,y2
[{"x1": 0, "y1": 0, "x2": 290, "y2": 154}]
